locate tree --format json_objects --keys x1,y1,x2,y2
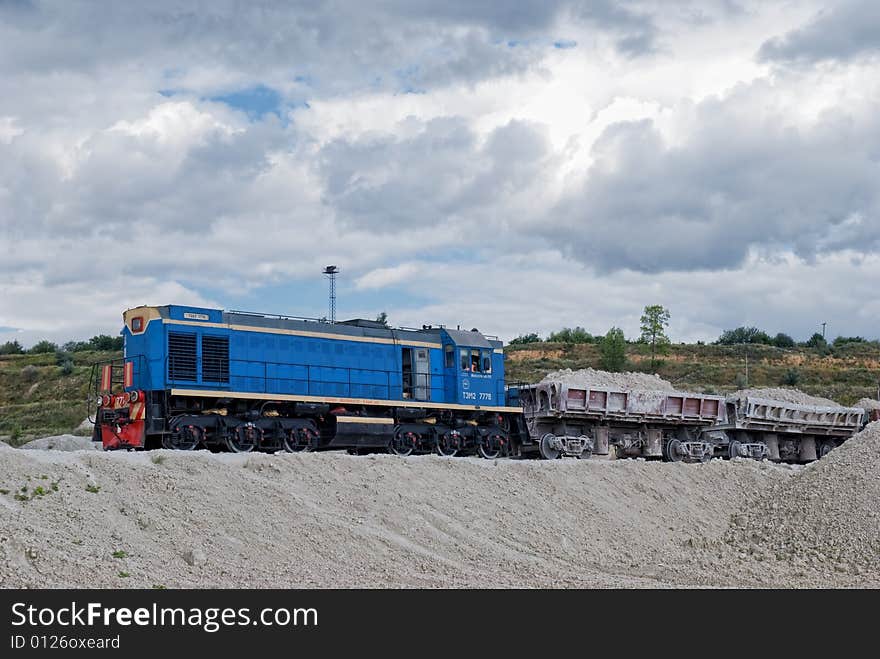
[
  {"x1": 88, "y1": 334, "x2": 123, "y2": 351},
  {"x1": 0, "y1": 340, "x2": 24, "y2": 355},
  {"x1": 508, "y1": 333, "x2": 542, "y2": 346},
  {"x1": 805, "y1": 332, "x2": 827, "y2": 349},
  {"x1": 772, "y1": 333, "x2": 795, "y2": 348},
  {"x1": 639, "y1": 305, "x2": 670, "y2": 369},
  {"x1": 547, "y1": 327, "x2": 593, "y2": 344},
  {"x1": 29, "y1": 340, "x2": 58, "y2": 354},
  {"x1": 716, "y1": 326, "x2": 772, "y2": 345},
  {"x1": 375, "y1": 312, "x2": 389, "y2": 328},
  {"x1": 833, "y1": 336, "x2": 865, "y2": 347},
  {"x1": 600, "y1": 327, "x2": 627, "y2": 372}
]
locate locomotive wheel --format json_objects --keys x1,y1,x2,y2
[
  {"x1": 226, "y1": 424, "x2": 258, "y2": 453},
  {"x1": 436, "y1": 432, "x2": 461, "y2": 457},
  {"x1": 390, "y1": 430, "x2": 417, "y2": 456},
  {"x1": 728, "y1": 440, "x2": 742, "y2": 460},
  {"x1": 477, "y1": 431, "x2": 505, "y2": 460},
  {"x1": 165, "y1": 425, "x2": 201, "y2": 450},
  {"x1": 538, "y1": 433, "x2": 560, "y2": 460},
  {"x1": 282, "y1": 426, "x2": 315, "y2": 453},
  {"x1": 665, "y1": 439, "x2": 684, "y2": 462}
]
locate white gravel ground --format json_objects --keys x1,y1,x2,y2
[{"x1": 2, "y1": 431, "x2": 877, "y2": 588}]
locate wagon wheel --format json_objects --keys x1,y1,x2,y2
[
  {"x1": 728, "y1": 440, "x2": 742, "y2": 460},
  {"x1": 225, "y1": 424, "x2": 259, "y2": 453},
  {"x1": 390, "y1": 430, "x2": 417, "y2": 456},
  {"x1": 538, "y1": 433, "x2": 560, "y2": 460},
  {"x1": 818, "y1": 441, "x2": 836, "y2": 459},
  {"x1": 165, "y1": 425, "x2": 202, "y2": 450},
  {"x1": 665, "y1": 438, "x2": 684, "y2": 462},
  {"x1": 436, "y1": 431, "x2": 461, "y2": 457}
]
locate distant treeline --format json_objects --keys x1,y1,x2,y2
[
  {"x1": 509, "y1": 325, "x2": 877, "y2": 349},
  {"x1": 0, "y1": 334, "x2": 123, "y2": 355}
]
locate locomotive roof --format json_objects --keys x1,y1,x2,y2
[{"x1": 144, "y1": 305, "x2": 500, "y2": 348}]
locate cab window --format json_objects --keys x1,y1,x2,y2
[
  {"x1": 460, "y1": 348, "x2": 470, "y2": 371},
  {"x1": 445, "y1": 345, "x2": 454, "y2": 368},
  {"x1": 470, "y1": 350, "x2": 480, "y2": 373},
  {"x1": 481, "y1": 350, "x2": 492, "y2": 374}
]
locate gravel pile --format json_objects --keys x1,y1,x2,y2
[
  {"x1": 542, "y1": 368, "x2": 675, "y2": 391},
  {"x1": 18, "y1": 435, "x2": 98, "y2": 451},
  {"x1": 0, "y1": 443, "x2": 804, "y2": 589},
  {"x1": 730, "y1": 387, "x2": 841, "y2": 407},
  {"x1": 723, "y1": 422, "x2": 880, "y2": 582}
]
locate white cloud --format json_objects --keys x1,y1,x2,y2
[{"x1": 1, "y1": 1, "x2": 879, "y2": 347}]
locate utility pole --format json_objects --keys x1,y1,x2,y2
[
  {"x1": 323, "y1": 265, "x2": 339, "y2": 323},
  {"x1": 821, "y1": 322, "x2": 827, "y2": 339}
]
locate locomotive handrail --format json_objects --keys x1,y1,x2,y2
[
  {"x1": 166, "y1": 354, "x2": 438, "y2": 402},
  {"x1": 87, "y1": 354, "x2": 150, "y2": 423}
]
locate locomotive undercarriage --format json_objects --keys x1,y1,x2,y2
[{"x1": 149, "y1": 394, "x2": 521, "y2": 459}]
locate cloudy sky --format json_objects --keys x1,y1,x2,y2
[{"x1": 1, "y1": 0, "x2": 879, "y2": 346}]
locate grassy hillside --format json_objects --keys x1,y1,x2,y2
[
  {"x1": 0, "y1": 350, "x2": 120, "y2": 445},
  {"x1": 505, "y1": 342, "x2": 880, "y2": 405},
  {"x1": 2, "y1": 342, "x2": 879, "y2": 443}
]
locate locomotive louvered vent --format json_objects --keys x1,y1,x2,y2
[
  {"x1": 168, "y1": 332, "x2": 197, "y2": 381},
  {"x1": 202, "y1": 335, "x2": 230, "y2": 384}
]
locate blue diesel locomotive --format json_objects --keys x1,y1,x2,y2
[{"x1": 92, "y1": 305, "x2": 526, "y2": 458}]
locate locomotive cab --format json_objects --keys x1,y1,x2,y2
[{"x1": 440, "y1": 329, "x2": 505, "y2": 407}]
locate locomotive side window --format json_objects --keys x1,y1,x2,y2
[
  {"x1": 444, "y1": 345, "x2": 454, "y2": 368},
  {"x1": 460, "y1": 348, "x2": 469, "y2": 371},
  {"x1": 470, "y1": 350, "x2": 480, "y2": 373},
  {"x1": 481, "y1": 351, "x2": 492, "y2": 374}
]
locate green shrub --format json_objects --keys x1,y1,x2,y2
[
  {"x1": 599, "y1": 327, "x2": 627, "y2": 372},
  {"x1": 781, "y1": 368, "x2": 801, "y2": 386},
  {"x1": 29, "y1": 340, "x2": 58, "y2": 354},
  {"x1": 20, "y1": 365, "x2": 38, "y2": 382},
  {"x1": 0, "y1": 340, "x2": 24, "y2": 355}
]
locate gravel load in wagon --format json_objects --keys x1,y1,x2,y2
[
  {"x1": 716, "y1": 390, "x2": 866, "y2": 462},
  {"x1": 518, "y1": 369, "x2": 725, "y2": 461}
]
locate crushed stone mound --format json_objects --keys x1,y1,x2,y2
[
  {"x1": 725, "y1": 422, "x2": 880, "y2": 578},
  {"x1": 1, "y1": 445, "x2": 838, "y2": 588},
  {"x1": 18, "y1": 434, "x2": 98, "y2": 451},
  {"x1": 541, "y1": 368, "x2": 675, "y2": 391},
  {"x1": 856, "y1": 398, "x2": 880, "y2": 411},
  {"x1": 730, "y1": 387, "x2": 840, "y2": 407}
]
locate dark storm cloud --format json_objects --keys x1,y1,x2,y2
[
  {"x1": 318, "y1": 117, "x2": 552, "y2": 231},
  {"x1": 758, "y1": 0, "x2": 880, "y2": 64},
  {"x1": 550, "y1": 91, "x2": 880, "y2": 273}
]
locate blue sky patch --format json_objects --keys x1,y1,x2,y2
[{"x1": 209, "y1": 84, "x2": 283, "y2": 120}]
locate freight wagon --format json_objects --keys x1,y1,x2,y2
[
  {"x1": 709, "y1": 395, "x2": 866, "y2": 461},
  {"x1": 514, "y1": 381, "x2": 867, "y2": 463},
  {"x1": 514, "y1": 380, "x2": 725, "y2": 461}
]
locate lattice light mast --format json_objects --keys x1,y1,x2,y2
[{"x1": 323, "y1": 265, "x2": 339, "y2": 323}]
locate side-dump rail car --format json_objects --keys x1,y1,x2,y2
[
  {"x1": 516, "y1": 381, "x2": 725, "y2": 461},
  {"x1": 714, "y1": 396, "x2": 866, "y2": 461}
]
